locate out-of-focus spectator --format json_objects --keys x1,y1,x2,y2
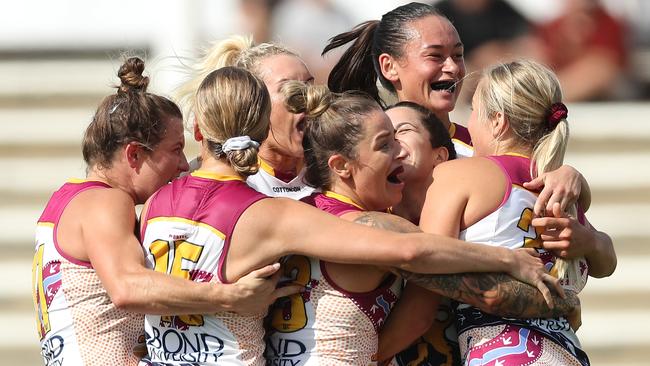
[
  {"x1": 532, "y1": 0, "x2": 629, "y2": 101},
  {"x1": 239, "y1": 0, "x2": 284, "y2": 43},
  {"x1": 239, "y1": 0, "x2": 353, "y2": 84},
  {"x1": 432, "y1": 0, "x2": 535, "y2": 102}
]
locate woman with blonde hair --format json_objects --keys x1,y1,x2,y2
[
  {"x1": 138, "y1": 66, "x2": 557, "y2": 365},
  {"x1": 177, "y1": 35, "x2": 315, "y2": 199},
  {"x1": 416, "y1": 59, "x2": 615, "y2": 365}
]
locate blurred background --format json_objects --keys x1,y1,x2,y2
[{"x1": 1, "y1": 0, "x2": 648, "y2": 364}]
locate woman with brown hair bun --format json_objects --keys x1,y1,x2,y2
[{"x1": 32, "y1": 57, "x2": 289, "y2": 365}]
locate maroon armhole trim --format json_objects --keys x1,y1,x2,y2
[
  {"x1": 217, "y1": 195, "x2": 271, "y2": 284},
  {"x1": 319, "y1": 260, "x2": 397, "y2": 298}
]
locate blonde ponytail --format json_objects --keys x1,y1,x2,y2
[
  {"x1": 195, "y1": 67, "x2": 270, "y2": 177},
  {"x1": 478, "y1": 59, "x2": 586, "y2": 292},
  {"x1": 175, "y1": 35, "x2": 254, "y2": 124}
]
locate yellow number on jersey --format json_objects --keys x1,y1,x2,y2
[
  {"x1": 517, "y1": 207, "x2": 543, "y2": 248},
  {"x1": 271, "y1": 256, "x2": 311, "y2": 333},
  {"x1": 32, "y1": 244, "x2": 50, "y2": 339},
  {"x1": 150, "y1": 239, "x2": 205, "y2": 326}
]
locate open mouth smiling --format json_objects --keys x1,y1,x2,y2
[{"x1": 430, "y1": 80, "x2": 457, "y2": 93}]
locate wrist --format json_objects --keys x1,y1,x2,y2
[
  {"x1": 212, "y1": 282, "x2": 238, "y2": 312},
  {"x1": 497, "y1": 247, "x2": 516, "y2": 272}
]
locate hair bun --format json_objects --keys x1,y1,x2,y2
[
  {"x1": 118, "y1": 57, "x2": 149, "y2": 94},
  {"x1": 282, "y1": 81, "x2": 332, "y2": 119}
]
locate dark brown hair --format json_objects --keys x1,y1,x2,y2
[
  {"x1": 385, "y1": 101, "x2": 456, "y2": 160},
  {"x1": 82, "y1": 57, "x2": 182, "y2": 169},
  {"x1": 323, "y1": 2, "x2": 443, "y2": 104},
  {"x1": 282, "y1": 81, "x2": 382, "y2": 189}
]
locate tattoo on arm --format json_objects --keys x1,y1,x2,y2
[
  {"x1": 352, "y1": 211, "x2": 421, "y2": 233},
  {"x1": 353, "y1": 211, "x2": 578, "y2": 319},
  {"x1": 394, "y1": 270, "x2": 578, "y2": 319}
]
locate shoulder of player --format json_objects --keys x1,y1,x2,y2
[
  {"x1": 74, "y1": 187, "x2": 136, "y2": 215},
  {"x1": 437, "y1": 156, "x2": 500, "y2": 174},
  {"x1": 351, "y1": 211, "x2": 420, "y2": 233}
]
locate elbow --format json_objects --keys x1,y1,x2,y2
[
  {"x1": 397, "y1": 243, "x2": 421, "y2": 268},
  {"x1": 589, "y1": 256, "x2": 617, "y2": 278},
  {"x1": 588, "y1": 235, "x2": 617, "y2": 278},
  {"x1": 108, "y1": 286, "x2": 140, "y2": 311}
]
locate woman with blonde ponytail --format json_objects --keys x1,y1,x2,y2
[
  {"x1": 414, "y1": 59, "x2": 616, "y2": 365},
  {"x1": 139, "y1": 66, "x2": 559, "y2": 365},
  {"x1": 177, "y1": 34, "x2": 316, "y2": 199}
]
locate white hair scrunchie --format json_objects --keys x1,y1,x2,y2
[{"x1": 221, "y1": 135, "x2": 260, "y2": 153}]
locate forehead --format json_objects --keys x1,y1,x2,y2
[
  {"x1": 472, "y1": 78, "x2": 487, "y2": 105},
  {"x1": 403, "y1": 15, "x2": 461, "y2": 53},
  {"x1": 386, "y1": 107, "x2": 422, "y2": 126},
  {"x1": 258, "y1": 54, "x2": 312, "y2": 84},
  {"x1": 159, "y1": 116, "x2": 185, "y2": 144},
  {"x1": 363, "y1": 109, "x2": 393, "y2": 136}
]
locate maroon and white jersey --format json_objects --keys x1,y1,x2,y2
[
  {"x1": 449, "y1": 122, "x2": 474, "y2": 158},
  {"x1": 456, "y1": 154, "x2": 590, "y2": 366},
  {"x1": 32, "y1": 179, "x2": 144, "y2": 366},
  {"x1": 140, "y1": 171, "x2": 268, "y2": 365},
  {"x1": 266, "y1": 191, "x2": 401, "y2": 365}
]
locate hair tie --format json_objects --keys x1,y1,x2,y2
[
  {"x1": 222, "y1": 136, "x2": 260, "y2": 153},
  {"x1": 547, "y1": 102, "x2": 568, "y2": 129}
]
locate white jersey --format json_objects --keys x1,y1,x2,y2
[
  {"x1": 140, "y1": 172, "x2": 268, "y2": 365},
  {"x1": 266, "y1": 193, "x2": 402, "y2": 365},
  {"x1": 266, "y1": 256, "x2": 401, "y2": 366},
  {"x1": 456, "y1": 154, "x2": 589, "y2": 365},
  {"x1": 33, "y1": 180, "x2": 144, "y2": 366},
  {"x1": 246, "y1": 159, "x2": 316, "y2": 199}
]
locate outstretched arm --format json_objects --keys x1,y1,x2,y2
[{"x1": 350, "y1": 211, "x2": 574, "y2": 318}]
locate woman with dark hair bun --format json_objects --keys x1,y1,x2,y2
[{"x1": 31, "y1": 57, "x2": 290, "y2": 365}]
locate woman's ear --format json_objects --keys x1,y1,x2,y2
[
  {"x1": 193, "y1": 120, "x2": 203, "y2": 142},
  {"x1": 432, "y1": 146, "x2": 450, "y2": 166},
  {"x1": 327, "y1": 154, "x2": 351, "y2": 179},
  {"x1": 491, "y1": 111, "x2": 509, "y2": 140},
  {"x1": 125, "y1": 142, "x2": 144, "y2": 170},
  {"x1": 378, "y1": 53, "x2": 400, "y2": 83}
]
